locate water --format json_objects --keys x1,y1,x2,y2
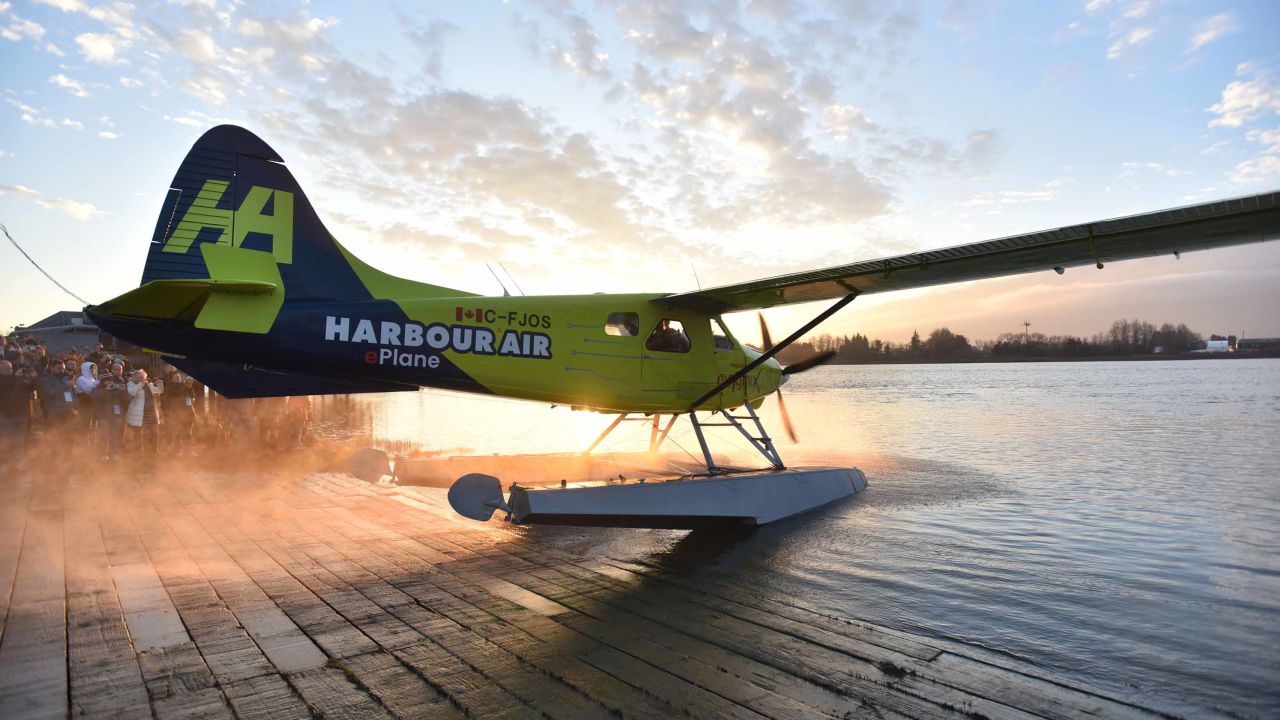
[{"x1": 320, "y1": 359, "x2": 1280, "y2": 718}]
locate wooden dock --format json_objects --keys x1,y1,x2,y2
[{"x1": 0, "y1": 462, "x2": 1174, "y2": 719}]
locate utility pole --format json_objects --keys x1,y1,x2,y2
[{"x1": 1023, "y1": 320, "x2": 1031, "y2": 342}]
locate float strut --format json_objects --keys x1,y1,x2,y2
[
  {"x1": 687, "y1": 405, "x2": 785, "y2": 471},
  {"x1": 582, "y1": 413, "x2": 627, "y2": 455},
  {"x1": 651, "y1": 414, "x2": 679, "y2": 453},
  {"x1": 689, "y1": 413, "x2": 721, "y2": 473}
]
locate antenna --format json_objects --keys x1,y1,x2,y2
[
  {"x1": 690, "y1": 262, "x2": 702, "y2": 290},
  {"x1": 499, "y1": 263, "x2": 526, "y2": 296},
  {"x1": 1023, "y1": 320, "x2": 1031, "y2": 341},
  {"x1": 486, "y1": 264, "x2": 511, "y2": 297}
]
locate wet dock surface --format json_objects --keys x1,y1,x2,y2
[{"x1": 0, "y1": 465, "x2": 1172, "y2": 719}]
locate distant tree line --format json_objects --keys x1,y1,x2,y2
[{"x1": 775, "y1": 319, "x2": 1239, "y2": 364}]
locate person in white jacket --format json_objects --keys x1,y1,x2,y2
[{"x1": 126, "y1": 369, "x2": 164, "y2": 454}]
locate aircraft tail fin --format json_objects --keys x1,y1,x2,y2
[{"x1": 141, "y1": 125, "x2": 473, "y2": 316}]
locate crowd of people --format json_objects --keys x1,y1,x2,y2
[{"x1": 0, "y1": 333, "x2": 312, "y2": 471}]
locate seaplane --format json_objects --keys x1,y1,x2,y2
[{"x1": 86, "y1": 126, "x2": 1280, "y2": 528}]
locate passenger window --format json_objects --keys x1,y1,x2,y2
[
  {"x1": 712, "y1": 319, "x2": 734, "y2": 352},
  {"x1": 604, "y1": 312, "x2": 640, "y2": 337},
  {"x1": 645, "y1": 319, "x2": 691, "y2": 353}
]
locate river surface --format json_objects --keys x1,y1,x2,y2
[{"x1": 313, "y1": 359, "x2": 1280, "y2": 718}]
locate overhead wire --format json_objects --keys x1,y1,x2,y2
[{"x1": 1, "y1": 222, "x2": 90, "y2": 306}]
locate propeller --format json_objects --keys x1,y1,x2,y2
[{"x1": 757, "y1": 313, "x2": 838, "y2": 442}]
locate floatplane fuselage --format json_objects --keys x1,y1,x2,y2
[{"x1": 97, "y1": 292, "x2": 781, "y2": 414}]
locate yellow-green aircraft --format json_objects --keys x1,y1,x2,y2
[{"x1": 87, "y1": 126, "x2": 1280, "y2": 472}]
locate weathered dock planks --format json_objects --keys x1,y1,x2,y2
[{"x1": 0, "y1": 464, "x2": 1184, "y2": 719}]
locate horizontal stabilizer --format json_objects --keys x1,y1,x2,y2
[
  {"x1": 91, "y1": 277, "x2": 279, "y2": 322},
  {"x1": 165, "y1": 357, "x2": 417, "y2": 399}
]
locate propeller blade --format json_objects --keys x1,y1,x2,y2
[
  {"x1": 782, "y1": 350, "x2": 836, "y2": 375},
  {"x1": 776, "y1": 389, "x2": 798, "y2": 443},
  {"x1": 757, "y1": 312, "x2": 773, "y2": 351}
]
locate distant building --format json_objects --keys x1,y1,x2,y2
[
  {"x1": 13, "y1": 310, "x2": 101, "y2": 355},
  {"x1": 11, "y1": 310, "x2": 154, "y2": 365},
  {"x1": 1191, "y1": 339, "x2": 1232, "y2": 354},
  {"x1": 1237, "y1": 338, "x2": 1280, "y2": 354}
]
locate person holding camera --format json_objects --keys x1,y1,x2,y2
[
  {"x1": 95, "y1": 363, "x2": 129, "y2": 459},
  {"x1": 37, "y1": 359, "x2": 77, "y2": 431},
  {"x1": 126, "y1": 369, "x2": 164, "y2": 455},
  {"x1": 0, "y1": 360, "x2": 35, "y2": 469},
  {"x1": 161, "y1": 368, "x2": 197, "y2": 454}
]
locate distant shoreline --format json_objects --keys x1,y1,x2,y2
[{"x1": 821, "y1": 353, "x2": 1280, "y2": 365}]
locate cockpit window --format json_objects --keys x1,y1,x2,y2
[
  {"x1": 645, "y1": 319, "x2": 691, "y2": 353},
  {"x1": 604, "y1": 312, "x2": 640, "y2": 337},
  {"x1": 712, "y1": 318, "x2": 734, "y2": 352}
]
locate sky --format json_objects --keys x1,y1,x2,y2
[{"x1": 1, "y1": 0, "x2": 1278, "y2": 344}]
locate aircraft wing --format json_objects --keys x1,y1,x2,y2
[{"x1": 661, "y1": 191, "x2": 1280, "y2": 314}]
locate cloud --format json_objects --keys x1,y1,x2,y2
[
  {"x1": 960, "y1": 189, "x2": 1058, "y2": 207},
  {"x1": 1208, "y1": 67, "x2": 1280, "y2": 128},
  {"x1": 874, "y1": 129, "x2": 1003, "y2": 178},
  {"x1": 36, "y1": 197, "x2": 101, "y2": 220},
  {"x1": 0, "y1": 184, "x2": 39, "y2": 197},
  {"x1": 163, "y1": 114, "x2": 202, "y2": 127},
  {"x1": 1201, "y1": 140, "x2": 1230, "y2": 155},
  {"x1": 378, "y1": 222, "x2": 463, "y2": 249},
  {"x1": 401, "y1": 16, "x2": 457, "y2": 81},
  {"x1": 98, "y1": 131, "x2": 118, "y2": 140},
  {"x1": 0, "y1": 184, "x2": 102, "y2": 220},
  {"x1": 75, "y1": 31, "x2": 129, "y2": 63},
  {"x1": 14, "y1": 1, "x2": 996, "y2": 285},
  {"x1": 1121, "y1": 0, "x2": 1153, "y2": 19},
  {"x1": 34, "y1": 0, "x2": 87, "y2": 11},
  {"x1": 181, "y1": 72, "x2": 231, "y2": 105},
  {"x1": 60, "y1": 118, "x2": 83, "y2": 129},
  {"x1": 44, "y1": 41, "x2": 63, "y2": 55},
  {"x1": 615, "y1": 4, "x2": 712, "y2": 63},
  {"x1": 1229, "y1": 155, "x2": 1280, "y2": 185},
  {"x1": 2, "y1": 15, "x2": 45, "y2": 41},
  {"x1": 1244, "y1": 126, "x2": 1280, "y2": 150},
  {"x1": 236, "y1": 18, "x2": 265, "y2": 37},
  {"x1": 49, "y1": 73, "x2": 89, "y2": 97},
  {"x1": 1120, "y1": 161, "x2": 1191, "y2": 178},
  {"x1": 821, "y1": 104, "x2": 877, "y2": 141},
  {"x1": 1188, "y1": 12, "x2": 1238, "y2": 53},
  {"x1": 177, "y1": 28, "x2": 219, "y2": 63},
  {"x1": 7, "y1": 98, "x2": 55, "y2": 128},
  {"x1": 602, "y1": 11, "x2": 907, "y2": 227},
  {"x1": 552, "y1": 14, "x2": 611, "y2": 79},
  {"x1": 1107, "y1": 26, "x2": 1153, "y2": 60},
  {"x1": 1227, "y1": 124, "x2": 1280, "y2": 185}
]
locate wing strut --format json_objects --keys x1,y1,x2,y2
[{"x1": 689, "y1": 292, "x2": 859, "y2": 410}]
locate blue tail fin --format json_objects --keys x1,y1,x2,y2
[{"x1": 143, "y1": 125, "x2": 467, "y2": 304}]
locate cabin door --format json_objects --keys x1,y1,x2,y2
[{"x1": 641, "y1": 313, "x2": 714, "y2": 406}]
